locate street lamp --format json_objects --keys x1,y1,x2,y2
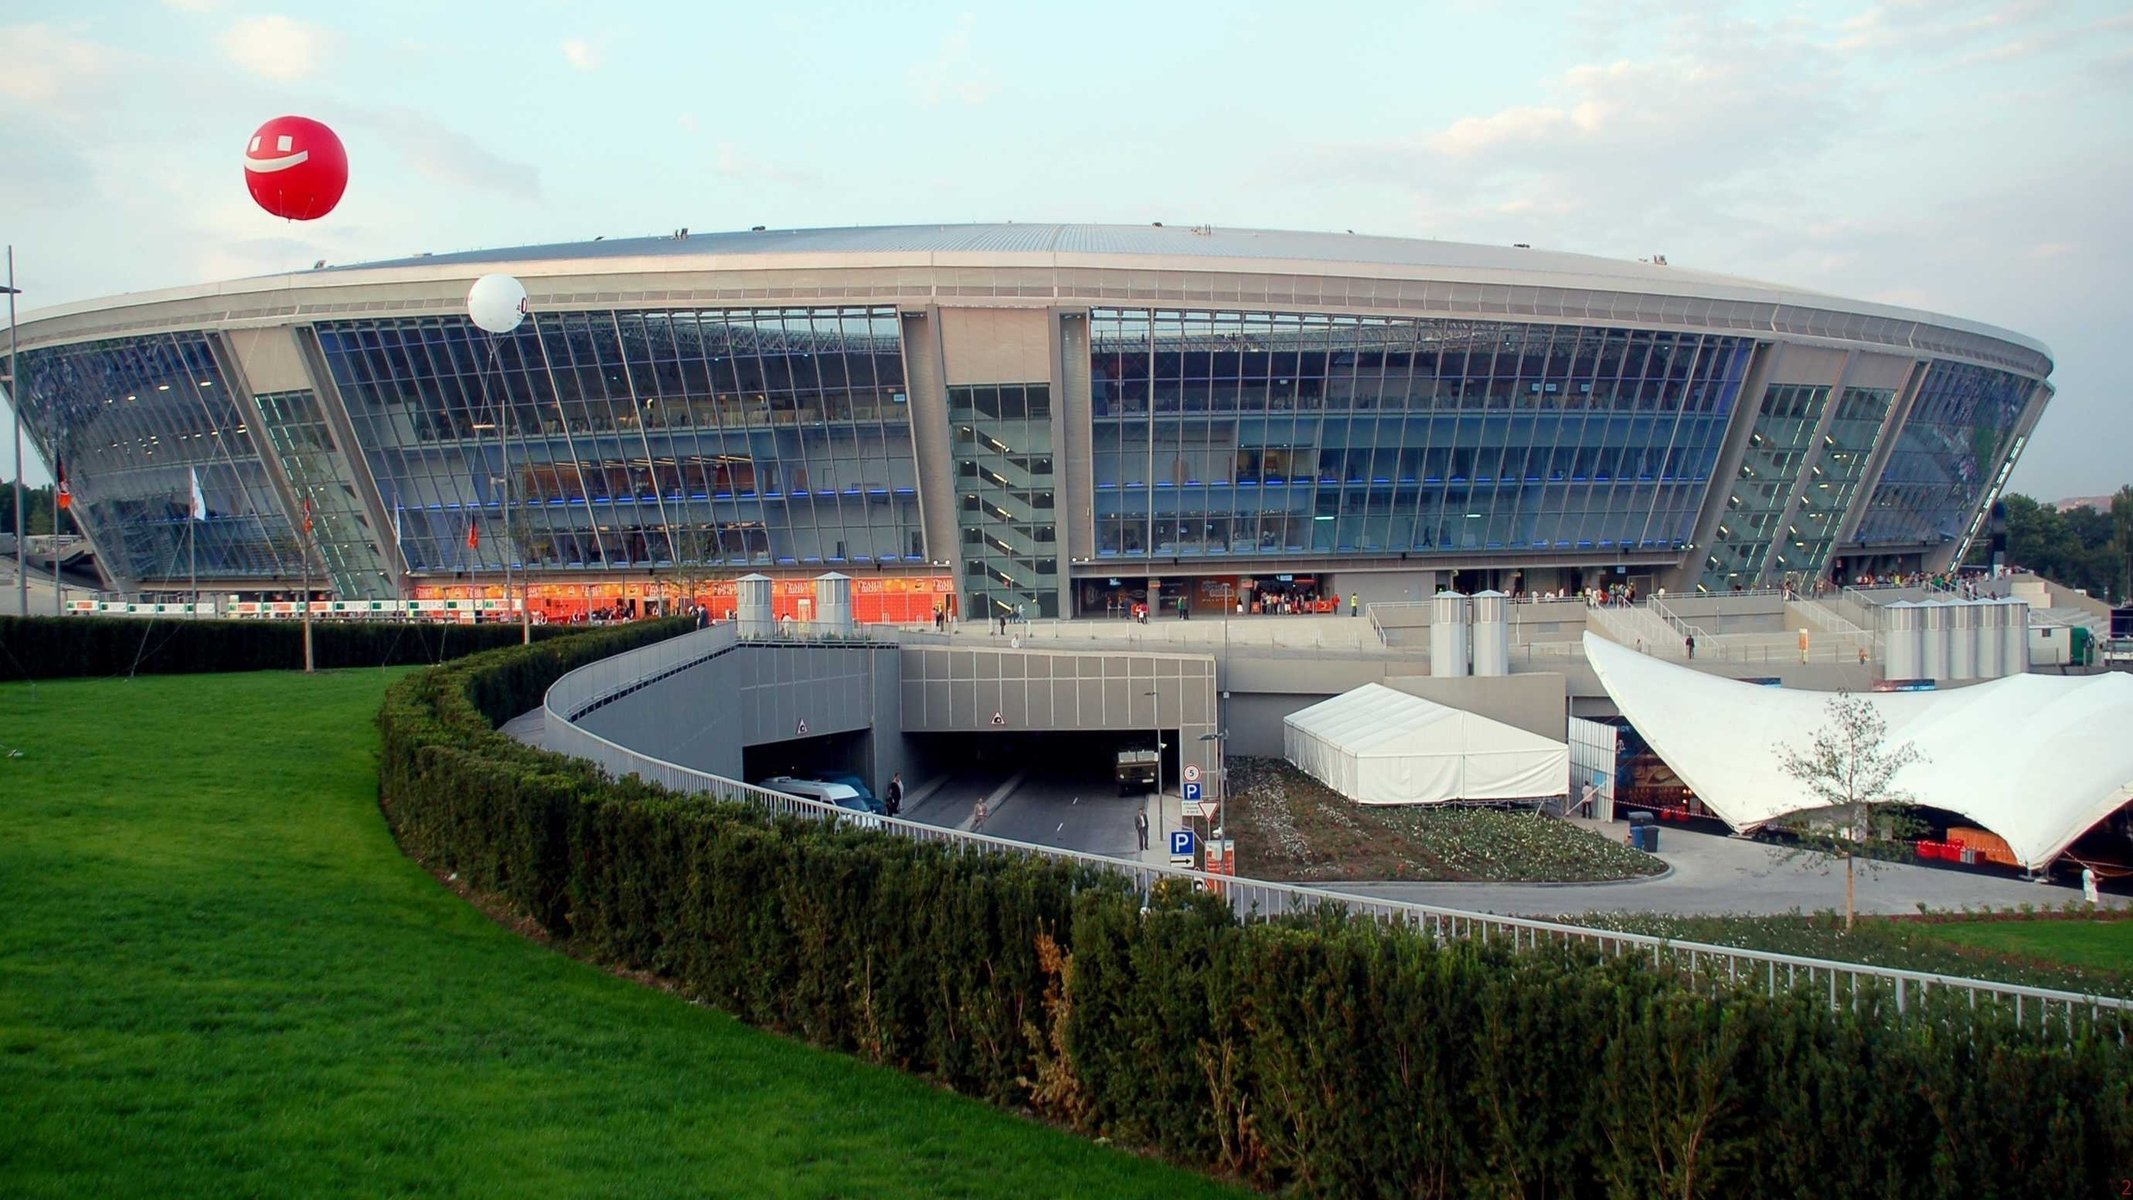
[
  {"x1": 1198, "y1": 729, "x2": 1228, "y2": 869},
  {"x1": 1144, "y1": 688, "x2": 1165, "y2": 850}
]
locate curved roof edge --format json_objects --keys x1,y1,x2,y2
[
  {"x1": 1583, "y1": 633, "x2": 2133, "y2": 868},
  {"x1": 17, "y1": 222, "x2": 2050, "y2": 367}
]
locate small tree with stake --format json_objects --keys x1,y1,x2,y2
[{"x1": 1776, "y1": 691, "x2": 1925, "y2": 932}]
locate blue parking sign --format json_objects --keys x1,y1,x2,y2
[
  {"x1": 1169, "y1": 829, "x2": 1196, "y2": 858},
  {"x1": 1182, "y1": 782, "x2": 1202, "y2": 801}
]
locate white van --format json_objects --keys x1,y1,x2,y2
[{"x1": 759, "y1": 777, "x2": 880, "y2": 828}]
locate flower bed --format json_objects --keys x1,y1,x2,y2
[{"x1": 1225, "y1": 756, "x2": 1665, "y2": 883}]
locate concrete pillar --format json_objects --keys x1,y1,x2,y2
[
  {"x1": 736, "y1": 572, "x2": 773, "y2": 639},
  {"x1": 1430, "y1": 590, "x2": 1470, "y2": 678},
  {"x1": 1948, "y1": 600, "x2": 1978, "y2": 680},
  {"x1": 2001, "y1": 598, "x2": 2031, "y2": 675},
  {"x1": 1470, "y1": 589, "x2": 1510, "y2": 677},
  {"x1": 813, "y1": 571, "x2": 854, "y2": 636},
  {"x1": 1883, "y1": 601, "x2": 1921, "y2": 680},
  {"x1": 1974, "y1": 599, "x2": 2005, "y2": 679},
  {"x1": 1920, "y1": 600, "x2": 1950, "y2": 681}
]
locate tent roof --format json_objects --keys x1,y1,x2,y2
[
  {"x1": 1283, "y1": 683, "x2": 1567, "y2": 759},
  {"x1": 1582, "y1": 633, "x2": 2133, "y2": 867}
]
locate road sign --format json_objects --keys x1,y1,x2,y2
[
  {"x1": 1182, "y1": 764, "x2": 1201, "y2": 783},
  {"x1": 1182, "y1": 782, "x2": 1202, "y2": 801},
  {"x1": 1169, "y1": 829, "x2": 1196, "y2": 862},
  {"x1": 796, "y1": 719, "x2": 809, "y2": 736},
  {"x1": 1181, "y1": 799, "x2": 1204, "y2": 818},
  {"x1": 990, "y1": 711, "x2": 1006, "y2": 726}
]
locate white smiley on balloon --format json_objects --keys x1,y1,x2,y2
[{"x1": 245, "y1": 132, "x2": 311, "y2": 174}]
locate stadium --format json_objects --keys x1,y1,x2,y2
[{"x1": 9, "y1": 223, "x2": 2052, "y2": 622}]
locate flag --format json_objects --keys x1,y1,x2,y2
[
  {"x1": 300, "y1": 498, "x2": 314, "y2": 537},
  {"x1": 54, "y1": 457, "x2": 69, "y2": 510},
  {"x1": 466, "y1": 518, "x2": 481, "y2": 550},
  {"x1": 188, "y1": 466, "x2": 207, "y2": 521}
]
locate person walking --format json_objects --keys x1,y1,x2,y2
[
  {"x1": 1133, "y1": 806, "x2": 1150, "y2": 851},
  {"x1": 1349, "y1": 592, "x2": 1359, "y2": 617},
  {"x1": 973, "y1": 797, "x2": 989, "y2": 830},
  {"x1": 1685, "y1": 633, "x2": 1696, "y2": 660},
  {"x1": 885, "y1": 772, "x2": 903, "y2": 817}
]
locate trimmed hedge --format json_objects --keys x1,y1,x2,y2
[
  {"x1": 0, "y1": 614, "x2": 684, "y2": 680},
  {"x1": 377, "y1": 639, "x2": 2133, "y2": 1198}
]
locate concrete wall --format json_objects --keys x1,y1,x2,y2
[
  {"x1": 576, "y1": 642, "x2": 902, "y2": 786},
  {"x1": 1383, "y1": 672, "x2": 1569, "y2": 740},
  {"x1": 1662, "y1": 594, "x2": 1791, "y2": 633},
  {"x1": 899, "y1": 645, "x2": 1221, "y2": 781},
  {"x1": 1330, "y1": 569, "x2": 1438, "y2": 606}
]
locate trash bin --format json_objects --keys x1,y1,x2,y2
[
  {"x1": 1642, "y1": 824, "x2": 1661, "y2": 853},
  {"x1": 1627, "y1": 810, "x2": 1655, "y2": 826}
]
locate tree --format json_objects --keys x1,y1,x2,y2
[
  {"x1": 2113, "y1": 485, "x2": 2133, "y2": 605},
  {"x1": 1775, "y1": 692, "x2": 1925, "y2": 932}
]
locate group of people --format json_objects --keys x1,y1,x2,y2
[{"x1": 992, "y1": 603, "x2": 1028, "y2": 635}]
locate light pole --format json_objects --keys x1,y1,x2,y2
[
  {"x1": 6, "y1": 250, "x2": 23, "y2": 617},
  {"x1": 1143, "y1": 688, "x2": 1164, "y2": 853},
  {"x1": 1198, "y1": 729, "x2": 1228, "y2": 871}
]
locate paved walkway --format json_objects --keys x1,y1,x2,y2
[{"x1": 1341, "y1": 822, "x2": 2128, "y2": 918}]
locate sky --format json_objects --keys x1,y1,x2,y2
[{"x1": 2, "y1": 0, "x2": 2128, "y2": 500}]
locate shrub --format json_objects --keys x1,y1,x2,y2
[
  {"x1": 0, "y1": 613, "x2": 682, "y2": 681},
  {"x1": 375, "y1": 637, "x2": 2133, "y2": 1198}
]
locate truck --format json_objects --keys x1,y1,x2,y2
[{"x1": 1115, "y1": 747, "x2": 1160, "y2": 795}]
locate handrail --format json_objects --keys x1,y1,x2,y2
[{"x1": 535, "y1": 631, "x2": 2131, "y2": 1032}]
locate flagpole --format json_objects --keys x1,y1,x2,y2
[
  {"x1": 8, "y1": 246, "x2": 24, "y2": 618},
  {"x1": 301, "y1": 507, "x2": 314, "y2": 673},
  {"x1": 189, "y1": 510, "x2": 197, "y2": 615}
]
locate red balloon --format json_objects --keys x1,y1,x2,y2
[{"x1": 243, "y1": 115, "x2": 347, "y2": 221}]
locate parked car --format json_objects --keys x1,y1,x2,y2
[
  {"x1": 759, "y1": 776, "x2": 880, "y2": 829},
  {"x1": 816, "y1": 771, "x2": 887, "y2": 815}
]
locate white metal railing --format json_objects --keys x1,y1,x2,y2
[{"x1": 527, "y1": 630, "x2": 2131, "y2": 1033}]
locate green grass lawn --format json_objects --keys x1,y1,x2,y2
[
  {"x1": 0, "y1": 670, "x2": 1239, "y2": 1199},
  {"x1": 1570, "y1": 911, "x2": 2133, "y2": 999},
  {"x1": 1911, "y1": 918, "x2": 2133, "y2": 975}
]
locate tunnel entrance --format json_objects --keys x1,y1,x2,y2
[{"x1": 903, "y1": 729, "x2": 1181, "y2": 797}]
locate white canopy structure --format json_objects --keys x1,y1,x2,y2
[
  {"x1": 1583, "y1": 633, "x2": 2133, "y2": 868},
  {"x1": 1283, "y1": 684, "x2": 1569, "y2": 806}
]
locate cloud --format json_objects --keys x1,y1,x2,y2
[
  {"x1": 220, "y1": 15, "x2": 330, "y2": 81},
  {"x1": 713, "y1": 143, "x2": 819, "y2": 188},
  {"x1": 360, "y1": 108, "x2": 542, "y2": 200},
  {"x1": 561, "y1": 38, "x2": 600, "y2": 71},
  {"x1": 160, "y1": 0, "x2": 225, "y2": 11},
  {"x1": 1314, "y1": 13, "x2": 1855, "y2": 243},
  {"x1": 909, "y1": 14, "x2": 996, "y2": 107},
  {"x1": 0, "y1": 23, "x2": 121, "y2": 106}
]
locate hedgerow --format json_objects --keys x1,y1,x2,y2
[
  {"x1": 375, "y1": 634, "x2": 2133, "y2": 1198},
  {"x1": 0, "y1": 612, "x2": 626, "y2": 680}
]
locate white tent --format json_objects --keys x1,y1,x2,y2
[
  {"x1": 1583, "y1": 632, "x2": 2133, "y2": 868},
  {"x1": 1283, "y1": 683, "x2": 1569, "y2": 805}
]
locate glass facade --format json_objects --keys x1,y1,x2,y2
[
  {"x1": 953, "y1": 383, "x2": 1058, "y2": 619},
  {"x1": 1701, "y1": 384, "x2": 1830, "y2": 589},
  {"x1": 1856, "y1": 362, "x2": 2031, "y2": 549},
  {"x1": 1781, "y1": 386, "x2": 1893, "y2": 580},
  {"x1": 252, "y1": 389, "x2": 393, "y2": 599},
  {"x1": 18, "y1": 333, "x2": 299, "y2": 590},
  {"x1": 10, "y1": 289, "x2": 2040, "y2": 603},
  {"x1": 315, "y1": 307, "x2": 921, "y2": 577},
  {"x1": 1089, "y1": 310, "x2": 1751, "y2": 560}
]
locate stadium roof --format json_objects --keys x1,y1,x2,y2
[
  {"x1": 1583, "y1": 633, "x2": 2133, "y2": 868},
  {"x1": 19, "y1": 222, "x2": 2050, "y2": 366}
]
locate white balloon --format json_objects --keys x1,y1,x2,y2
[{"x1": 467, "y1": 273, "x2": 528, "y2": 334}]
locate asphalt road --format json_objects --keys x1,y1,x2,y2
[
  {"x1": 1338, "y1": 822, "x2": 2129, "y2": 918},
  {"x1": 981, "y1": 766, "x2": 1147, "y2": 858}
]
